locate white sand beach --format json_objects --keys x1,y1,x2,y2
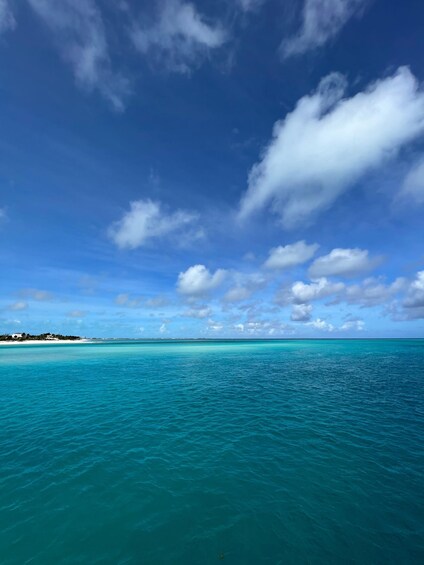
[{"x1": 0, "y1": 339, "x2": 91, "y2": 345}]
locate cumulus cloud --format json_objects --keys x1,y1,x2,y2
[
  {"x1": 207, "y1": 319, "x2": 223, "y2": 332},
  {"x1": 281, "y1": 0, "x2": 367, "y2": 58},
  {"x1": 277, "y1": 273, "x2": 407, "y2": 316},
  {"x1": 307, "y1": 317, "x2": 334, "y2": 331},
  {"x1": 291, "y1": 303, "x2": 313, "y2": 321},
  {"x1": 403, "y1": 271, "x2": 424, "y2": 308},
  {"x1": 400, "y1": 157, "x2": 424, "y2": 204},
  {"x1": 345, "y1": 277, "x2": 406, "y2": 307},
  {"x1": 309, "y1": 248, "x2": 380, "y2": 278},
  {"x1": 341, "y1": 319, "x2": 364, "y2": 331},
  {"x1": 28, "y1": 0, "x2": 130, "y2": 110},
  {"x1": 264, "y1": 240, "x2": 319, "y2": 270},
  {"x1": 395, "y1": 271, "x2": 424, "y2": 319},
  {"x1": 109, "y1": 199, "x2": 199, "y2": 249},
  {"x1": 0, "y1": 0, "x2": 15, "y2": 34},
  {"x1": 131, "y1": 0, "x2": 227, "y2": 73},
  {"x1": 239, "y1": 67, "x2": 424, "y2": 228},
  {"x1": 231, "y1": 319, "x2": 287, "y2": 336},
  {"x1": 177, "y1": 264, "x2": 226, "y2": 296},
  {"x1": 280, "y1": 277, "x2": 344, "y2": 305},
  {"x1": 183, "y1": 306, "x2": 212, "y2": 318}
]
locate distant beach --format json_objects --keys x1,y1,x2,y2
[{"x1": 0, "y1": 339, "x2": 91, "y2": 345}]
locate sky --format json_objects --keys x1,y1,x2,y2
[{"x1": 1, "y1": 0, "x2": 424, "y2": 338}]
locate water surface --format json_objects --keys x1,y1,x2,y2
[{"x1": 1, "y1": 339, "x2": 423, "y2": 563}]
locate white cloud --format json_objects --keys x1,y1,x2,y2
[
  {"x1": 28, "y1": 0, "x2": 130, "y2": 110},
  {"x1": 264, "y1": 240, "x2": 319, "y2": 270},
  {"x1": 0, "y1": 0, "x2": 15, "y2": 34},
  {"x1": 279, "y1": 272, "x2": 406, "y2": 315},
  {"x1": 8, "y1": 301, "x2": 28, "y2": 311},
  {"x1": 207, "y1": 319, "x2": 223, "y2": 332},
  {"x1": 309, "y1": 248, "x2": 380, "y2": 278},
  {"x1": 291, "y1": 303, "x2": 313, "y2": 321},
  {"x1": 278, "y1": 273, "x2": 407, "y2": 316},
  {"x1": 183, "y1": 306, "x2": 212, "y2": 318},
  {"x1": 341, "y1": 319, "x2": 364, "y2": 331},
  {"x1": 131, "y1": 0, "x2": 227, "y2": 73},
  {"x1": 281, "y1": 0, "x2": 367, "y2": 58},
  {"x1": 404, "y1": 271, "x2": 424, "y2": 308},
  {"x1": 400, "y1": 157, "x2": 424, "y2": 204},
  {"x1": 307, "y1": 317, "x2": 334, "y2": 331},
  {"x1": 245, "y1": 321, "x2": 267, "y2": 334},
  {"x1": 232, "y1": 318, "x2": 293, "y2": 336},
  {"x1": 159, "y1": 322, "x2": 168, "y2": 334},
  {"x1": 398, "y1": 271, "x2": 424, "y2": 319},
  {"x1": 290, "y1": 277, "x2": 344, "y2": 304},
  {"x1": 109, "y1": 199, "x2": 198, "y2": 249},
  {"x1": 177, "y1": 264, "x2": 226, "y2": 296},
  {"x1": 345, "y1": 277, "x2": 406, "y2": 307},
  {"x1": 239, "y1": 67, "x2": 424, "y2": 228}
]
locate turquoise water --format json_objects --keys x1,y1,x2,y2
[{"x1": 0, "y1": 339, "x2": 423, "y2": 564}]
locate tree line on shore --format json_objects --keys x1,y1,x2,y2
[{"x1": 0, "y1": 333, "x2": 80, "y2": 342}]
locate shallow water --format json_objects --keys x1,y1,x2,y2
[{"x1": 1, "y1": 339, "x2": 423, "y2": 564}]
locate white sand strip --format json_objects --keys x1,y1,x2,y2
[{"x1": 0, "y1": 339, "x2": 92, "y2": 345}]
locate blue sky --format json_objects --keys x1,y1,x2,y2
[{"x1": 1, "y1": 0, "x2": 424, "y2": 338}]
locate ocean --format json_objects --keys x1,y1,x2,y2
[{"x1": 0, "y1": 339, "x2": 423, "y2": 564}]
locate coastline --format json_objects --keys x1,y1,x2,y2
[{"x1": 0, "y1": 339, "x2": 91, "y2": 345}]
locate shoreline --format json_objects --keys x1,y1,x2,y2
[{"x1": 0, "y1": 339, "x2": 91, "y2": 345}]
